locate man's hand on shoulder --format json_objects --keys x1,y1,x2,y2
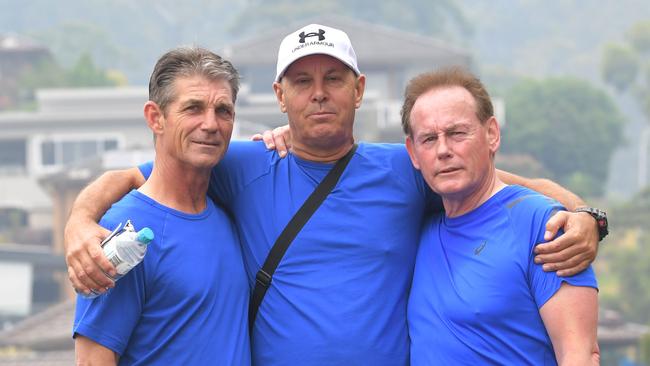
[
  {"x1": 251, "y1": 124, "x2": 291, "y2": 157},
  {"x1": 534, "y1": 211, "x2": 599, "y2": 276}
]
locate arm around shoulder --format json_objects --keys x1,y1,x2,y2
[
  {"x1": 540, "y1": 283, "x2": 599, "y2": 365},
  {"x1": 496, "y1": 169, "x2": 585, "y2": 210},
  {"x1": 64, "y1": 167, "x2": 145, "y2": 294}
]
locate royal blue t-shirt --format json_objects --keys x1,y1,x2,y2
[
  {"x1": 408, "y1": 185, "x2": 598, "y2": 365},
  {"x1": 141, "y1": 141, "x2": 440, "y2": 365},
  {"x1": 73, "y1": 190, "x2": 251, "y2": 365}
]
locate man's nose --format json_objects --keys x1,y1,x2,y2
[
  {"x1": 311, "y1": 80, "x2": 327, "y2": 103},
  {"x1": 201, "y1": 111, "x2": 219, "y2": 132},
  {"x1": 436, "y1": 136, "x2": 452, "y2": 159}
]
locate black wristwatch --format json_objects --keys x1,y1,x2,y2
[{"x1": 574, "y1": 207, "x2": 608, "y2": 241}]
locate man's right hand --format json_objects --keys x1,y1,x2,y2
[
  {"x1": 62, "y1": 168, "x2": 146, "y2": 294},
  {"x1": 251, "y1": 124, "x2": 292, "y2": 157},
  {"x1": 64, "y1": 218, "x2": 116, "y2": 295}
]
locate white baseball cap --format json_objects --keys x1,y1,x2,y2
[{"x1": 275, "y1": 23, "x2": 360, "y2": 82}]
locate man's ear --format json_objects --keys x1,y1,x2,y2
[
  {"x1": 143, "y1": 101, "x2": 164, "y2": 134},
  {"x1": 485, "y1": 116, "x2": 501, "y2": 154},
  {"x1": 405, "y1": 135, "x2": 421, "y2": 170},
  {"x1": 354, "y1": 74, "x2": 366, "y2": 109},
  {"x1": 273, "y1": 82, "x2": 287, "y2": 113}
]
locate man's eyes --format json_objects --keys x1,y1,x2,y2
[{"x1": 216, "y1": 106, "x2": 234, "y2": 118}]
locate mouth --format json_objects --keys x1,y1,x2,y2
[
  {"x1": 192, "y1": 140, "x2": 220, "y2": 147},
  {"x1": 308, "y1": 111, "x2": 336, "y2": 119},
  {"x1": 436, "y1": 167, "x2": 461, "y2": 176}
]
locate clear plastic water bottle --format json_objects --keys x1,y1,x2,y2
[{"x1": 81, "y1": 220, "x2": 154, "y2": 299}]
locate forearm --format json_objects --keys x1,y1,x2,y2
[
  {"x1": 66, "y1": 168, "x2": 145, "y2": 227},
  {"x1": 497, "y1": 169, "x2": 585, "y2": 210},
  {"x1": 556, "y1": 344, "x2": 600, "y2": 366}
]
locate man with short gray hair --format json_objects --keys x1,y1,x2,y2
[{"x1": 73, "y1": 47, "x2": 250, "y2": 365}]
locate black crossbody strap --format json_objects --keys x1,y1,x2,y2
[{"x1": 248, "y1": 144, "x2": 358, "y2": 331}]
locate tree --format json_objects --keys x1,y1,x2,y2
[
  {"x1": 15, "y1": 53, "x2": 122, "y2": 110},
  {"x1": 599, "y1": 229, "x2": 650, "y2": 326},
  {"x1": 602, "y1": 20, "x2": 650, "y2": 122},
  {"x1": 501, "y1": 78, "x2": 625, "y2": 197}
]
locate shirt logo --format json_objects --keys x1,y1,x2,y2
[
  {"x1": 474, "y1": 241, "x2": 487, "y2": 255},
  {"x1": 299, "y1": 29, "x2": 326, "y2": 43}
]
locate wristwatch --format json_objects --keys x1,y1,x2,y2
[{"x1": 574, "y1": 207, "x2": 608, "y2": 241}]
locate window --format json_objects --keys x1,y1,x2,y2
[
  {"x1": 37, "y1": 136, "x2": 121, "y2": 171},
  {"x1": 0, "y1": 139, "x2": 27, "y2": 174}
]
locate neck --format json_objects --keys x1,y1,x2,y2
[
  {"x1": 291, "y1": 138, "x2": 355, "y2": 163},
  {"x1": 443, "y1": 166, "x2": 507, "y2": 218},
  {"x1": 138, "y1": 156, "x2": 211, "y2": 214}
]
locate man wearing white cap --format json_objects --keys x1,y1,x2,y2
[{"x1": 63, "y1": 24, "x2": 603, "y2": 365}]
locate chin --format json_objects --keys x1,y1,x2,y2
[{"x1": 429, "y1": 179, "x2": 469, "y2": 197}]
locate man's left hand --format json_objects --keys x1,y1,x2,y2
[{"x1": 534, "y1": 211, "x2": 599, "y2": 277}]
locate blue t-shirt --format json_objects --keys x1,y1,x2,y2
[
  {"x1": 141, "y1": 141, "x2": 440, "y2": 365},
  {"x1": 407, "y1": 185, "x2": 598, "y2": 365},
  {"x1": 73, "y1": 190, "x2": 251, "y2": 366}
]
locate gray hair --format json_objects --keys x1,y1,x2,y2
[{"x1": 148, "y1": 46, "x2": 240, "y2": 113}]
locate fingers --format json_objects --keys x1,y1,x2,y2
[
  {"x1": 64, "y1": 223, "x2": 116, "y2": 294},
  {"x1": 557, "y1": 259, "x2": 592, "y2": 277},
  {"x1": 66, "y1": 243, "x2": 115, "y2": 293},
  {"x1": 66, "y1": 246, "x2": 114, "y2": 295},
  {"x1": 250, "y1": 133, "x2": 263, "y2": 141},
  {"x1": 535, "y1": 235, "x2": 582, "y2": 265},
  {"x1": 88, "y1": 242, "x2": 117, "y2": 278},
  {"x1": 273, "y1": 129, "x2": 289, "y2": 158},
  {"x1": 535, "y1": 210, "x2": 599, "y2": 276},
  {"x1": 543, "y1": 210, "x2": 569, "y2": 241},
  {"x1": 261, "y1": 130, "x2": 276, "y2": 150}
]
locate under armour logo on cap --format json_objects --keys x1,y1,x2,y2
[
  {"x1": 299, "y1": 29, "x2": 326, "y2": 43},
  {"x1": 275, "y1": 23, "x2": 360, "y2": 82}
]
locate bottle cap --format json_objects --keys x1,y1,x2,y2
[{"x1": 136, "y1": 228, "x2": 154, "y2": 245}]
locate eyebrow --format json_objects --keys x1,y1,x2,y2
[{"x1": 179, "y1": 98, "x2": 204, "y2": 108}]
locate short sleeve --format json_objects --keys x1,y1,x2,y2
[{"x1": 527, "y1": 205, "x2": 598, "y2": 308}]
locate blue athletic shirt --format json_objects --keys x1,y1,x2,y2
[
  {"x1": 73, "y1": 190, "x2": 251, "y2": 365},
  {"x1": 407, "y1": 185, "x2": 598, "y2": 365},
  {"x1": 140, "y1": 141, "x2": 440, "y2": 365}
]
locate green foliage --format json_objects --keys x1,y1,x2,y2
[
  {"x1": 642, "y1": 332, "x2": 650, "y2": 366},
  {"x1": 66, "y1": 53, "x2": 116, "y2": 87},
  {"x1": 627, "y1": 20, "x2": 650, "y2": 54},
  {"x1": 502, "y1": 78, "x2": 625, "y2": 197},
  {"x1": 602, "y1": 20, "x2": 650, "y2": 125},
  {"x1": 610, "y1": 187, "x2": 650, "y2": 229},
  {"x1": 602, "y1": 43, "x2": 639, "y2": 92},
  {"x1": 600, "y1": 230, "x2": 650, "y2": 326},
  {"x1": 15, "y1": 53, "x2": 120, "y2": 109}
]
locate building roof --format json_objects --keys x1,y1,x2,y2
[
  {"x1": 0, "y1": 300, "x2": 73, "y2": 350},
  {"x1": 0, "y1": 34, "x2": 48, "y2": 54},
  {"x1": 223, "y1": 15, "x2": 471, "y2": 68},
  {"x1": 0, "y1": 301, "x2": 73, "y2": 366}
]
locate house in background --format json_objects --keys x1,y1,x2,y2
[{"x1": 0, "y1": 34, "x2": 51, "y2": 111}]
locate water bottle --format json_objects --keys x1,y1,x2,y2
[{"x1": 80, "y1": 220, "x2": 154, "y2": 299}]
